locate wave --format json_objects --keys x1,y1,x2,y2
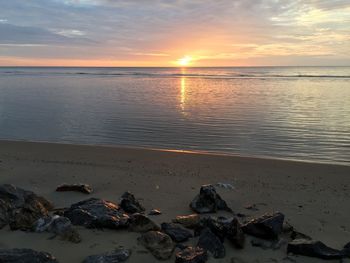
[{"x1": 1, "y1": 70, "x2": 350, "y2": 79}]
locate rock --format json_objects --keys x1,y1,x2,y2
[
  {"x1": 161, "y1": 222, "x2": 193, "y2": 242},
  {"x1": 138, "y1": 231, "x2": 175, "y2": 260},
  {"x1": 83, "y1": 249, "x2": 130, "y2": 263},
  {"x1": 56, "y1": 184, "x2": 93, "y2": 194},
  {"x1": 0, "y1": 248, "x2": 58, "y2": 263},
  {"x1": 129, "y1": 213, "x2": 160, "y2": 232},
  {"x1": 0, "y1": 184, "x2": 53, "y2": 230},
  {"x1": 190, "y1": 185, "x2": 231, "y2": 214},
  {"x1": 194, "y1": 216, "x2": 230, "y2": 241},
  {"x1": 175, "y1": 247, "x2": 208, "y2": 263},
  {"x1": 149, "y1": 209, "x2": 161, "y2": 216},
  {"x1": 343, "y1": 242, "x2": 350, "y2": 257},
  {"x1": 242, "y1": 212, "x2": 284, "y2": 239},
  {"x1": 197, "y1": 228, "x2": 225, "y2": 258},
  {"x1": 173, "y1": 214, "x2": 200, "y2": 229},
  {"x1": 287, "y1": 239, "x2": 345, "y2": 260},
  {"x1": 34, "y1": 215, "x2": 81, "y2": 243},
  {"x1": 120, "y1": 191, "x2": 145, "y2": 214},
  {"x1": 227, "y1": 217, "x2": 245, "y2": 248},
  {"x1": 64, "y1": 198, "x2": 129, "y2": 229}
]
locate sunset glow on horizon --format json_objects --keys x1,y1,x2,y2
[{"x1": 0, "y1": 0, "x2": 349, "y2": 67}]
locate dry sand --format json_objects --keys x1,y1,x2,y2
[{"x1": 0, "y1": 140, "x2": 349, "y2": 262}]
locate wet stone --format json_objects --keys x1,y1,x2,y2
[
  {"x1": 83, "y1": 249, "x2": 130, "y2": 263},
  {"x1": 34, "y1": 215, "x2": 81, "y2": 243},
  {"x1": 0, "y1": 248, "x2": 58, "y2": 263},
  {"x1": 0, "y1": 184, "x2": 53, "y2": 231},
  {"x1": 242, "y1": 212, "x2": 284, "y2": 240},
  {"x1": 64, "y1": 198, "x2": 129, "y2": 229},
  {"x1": 175, "y1": 247, "x2": 208, "y2": 263},
  {"x1": 190, "y1": 185, "x2": 232, "y2": 214},
  {"x1": 173, "y1": 214, "x2": 200, "y2": 229},
  {"x1": 129, "y1": 213, "x2": 160, "y2": 232},
  {"x1": 197, "y1": 228, "x2": 225, "y2": 259},
  {"x1": 120, "y1": 191, "x2": 145, "y2": 214},
  {"x1": 138, "y1": 231, "x2": 175, "y2": 260},
  {"x1": 287, "y1": 239, "x2": 345, "y2": 260},
  {"x1": 161, "y1": 222, "x2": 193, "y2": 242},
  {"x1": 56, "y1": 184, "x2": 93, "y2": 194}
]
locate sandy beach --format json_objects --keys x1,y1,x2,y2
[{"x1": 0, "y1": 140, "x2": 349, "y2": 262}]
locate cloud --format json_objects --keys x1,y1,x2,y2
[{"x1": 0, "y1": 0, "x2": 349, "y2": 65}]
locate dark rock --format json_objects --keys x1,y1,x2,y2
[
  {"x1": 0, "y1": 184, "x2": 53, "y2": 230},
  {"x1": 56, "y1": 184, "x2": 92, "y2": 194},
  {"x1": 0, "y1": 248, "x2": 58, "y2": 263},
  {"x1": 138, "y1": 231, "x2": 175, "y2": 260},
  {"x1": 175, "y1": 247, "x2": 208, "y2": 263},
  {"x1": 287, "y1": 239, "x2": 345, "y2": 260},
  {"x1": 129, "y1": 213, "x2": 160, "y2": 232},
  {"x1": 120, "y1": 191, "x2": 145, "y2": 214},
  {"x1": 149, "y1": 209, "x2": 161, "y2": 216},
  {"x1": 34, "y1": 215, "x2": 81, "y2": 243},
  {"x1": 227, "y1": 217, "x2": 245, "y2": 248},
  {"x1": 173, "y1": 214, "x2": 200, "y2": 229},
  {"x1": 242, "y1": 212, "x2": 284, "y2": 239},
  {"x1": 161, "y1": 222, "x2": 193, "y2": 242},
  {"x1": 83, "y1": 249, "x2": 130, "y2": 263},
  {"x1": 194, "y1": 216, "x2": 230, "y2": 241},
  {"x1": 64, "y1": 198, "x2": 129, "y2": 229},
  {"x1": 190, "y1": 185, "x2": 231, "y2": 214},
  {"x1": 197, "y1": 228, "x2": 225, "y2": 258},
  {"x1": 343, "y1": 242, "x2": 350, "y2": 257}
]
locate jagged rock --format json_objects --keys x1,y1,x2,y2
[
  {"x1": 197, "y1": 228, "x2": 225, "y2": 258},
  {"x1": 161, "y1": 223, "x2": 193, "y2": 242},
  {"x1": 64, "y1": 198, "x2": 129, "y2": 229},
  {"x1": 138, "y1": 231, "x2": 175, "y2": 260},
  {"x1": 190, "y1": 185, "x2": 231, "y2": 214},
  {"x1": 175, "y1": 247, "x2": 208, "y2": 263},
  {"x1": 194, "y1": 216, "x2": 230, "y2": 241},
  {"x1": 56, "y1": 184, "x2": 93, "y2": 194},
  {"x1": 173, "y1": 214, "x2": 200, "y2": 229},
  {"x1": 149, "y1": 209, "x2": 161, "y2": 216},
  {"x1": 83, "y1": 249, "x2": 130, "y2": 263},
  {"x1": 227, "y1": 217, "x2": 245, "y2": 248},
  {"x1": 120, "y1": 192, "x2": 145, "y2": 214},
  {"x1": 34, "y1": 215, "x2": 81, "y2": 243},
  {"x1": 287, "y1": 239, "x2": 345, "y2": 260},
  {"x1": 0, "y1": 184, "x2": 53, "y2": 230},
  {"x1": 242, "y1": 212, "x2": 284, "y2": 239},
  {"x1": 129, "y1": 213, "x2": 160, "y2": 232},
  {"x1": 0, "y1": 248, "x2": 58, "y2": 263}
]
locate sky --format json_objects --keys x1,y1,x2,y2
[{"x1": 0, "y1": 0, "x2": 349, "y2": 66}]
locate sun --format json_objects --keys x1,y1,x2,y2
[{"x1": 176, "y1": 56, "x2": 193, "y2": 67}]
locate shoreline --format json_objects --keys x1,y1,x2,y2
[
  {"x1": 0, "y1": 140, "x2": 349, "y2": 262},
  {"x1": 1, "y1": 139, "x2": 349, "y2": 168}
]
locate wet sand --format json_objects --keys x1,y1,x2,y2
[{"x1": 0, "y1": 140, "x2": 349, "y2": 262}]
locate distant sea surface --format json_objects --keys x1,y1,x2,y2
[{"x1": 0, "y1": 66, "x2": 349, "y2": 165}]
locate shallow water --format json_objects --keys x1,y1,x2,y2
[{"x1": 0, "y1": 67, "x2": 349, "y2": 165}]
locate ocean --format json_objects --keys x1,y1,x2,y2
[{"x1": 0, "y1": 66, "x2": 349, "y2": 165}]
